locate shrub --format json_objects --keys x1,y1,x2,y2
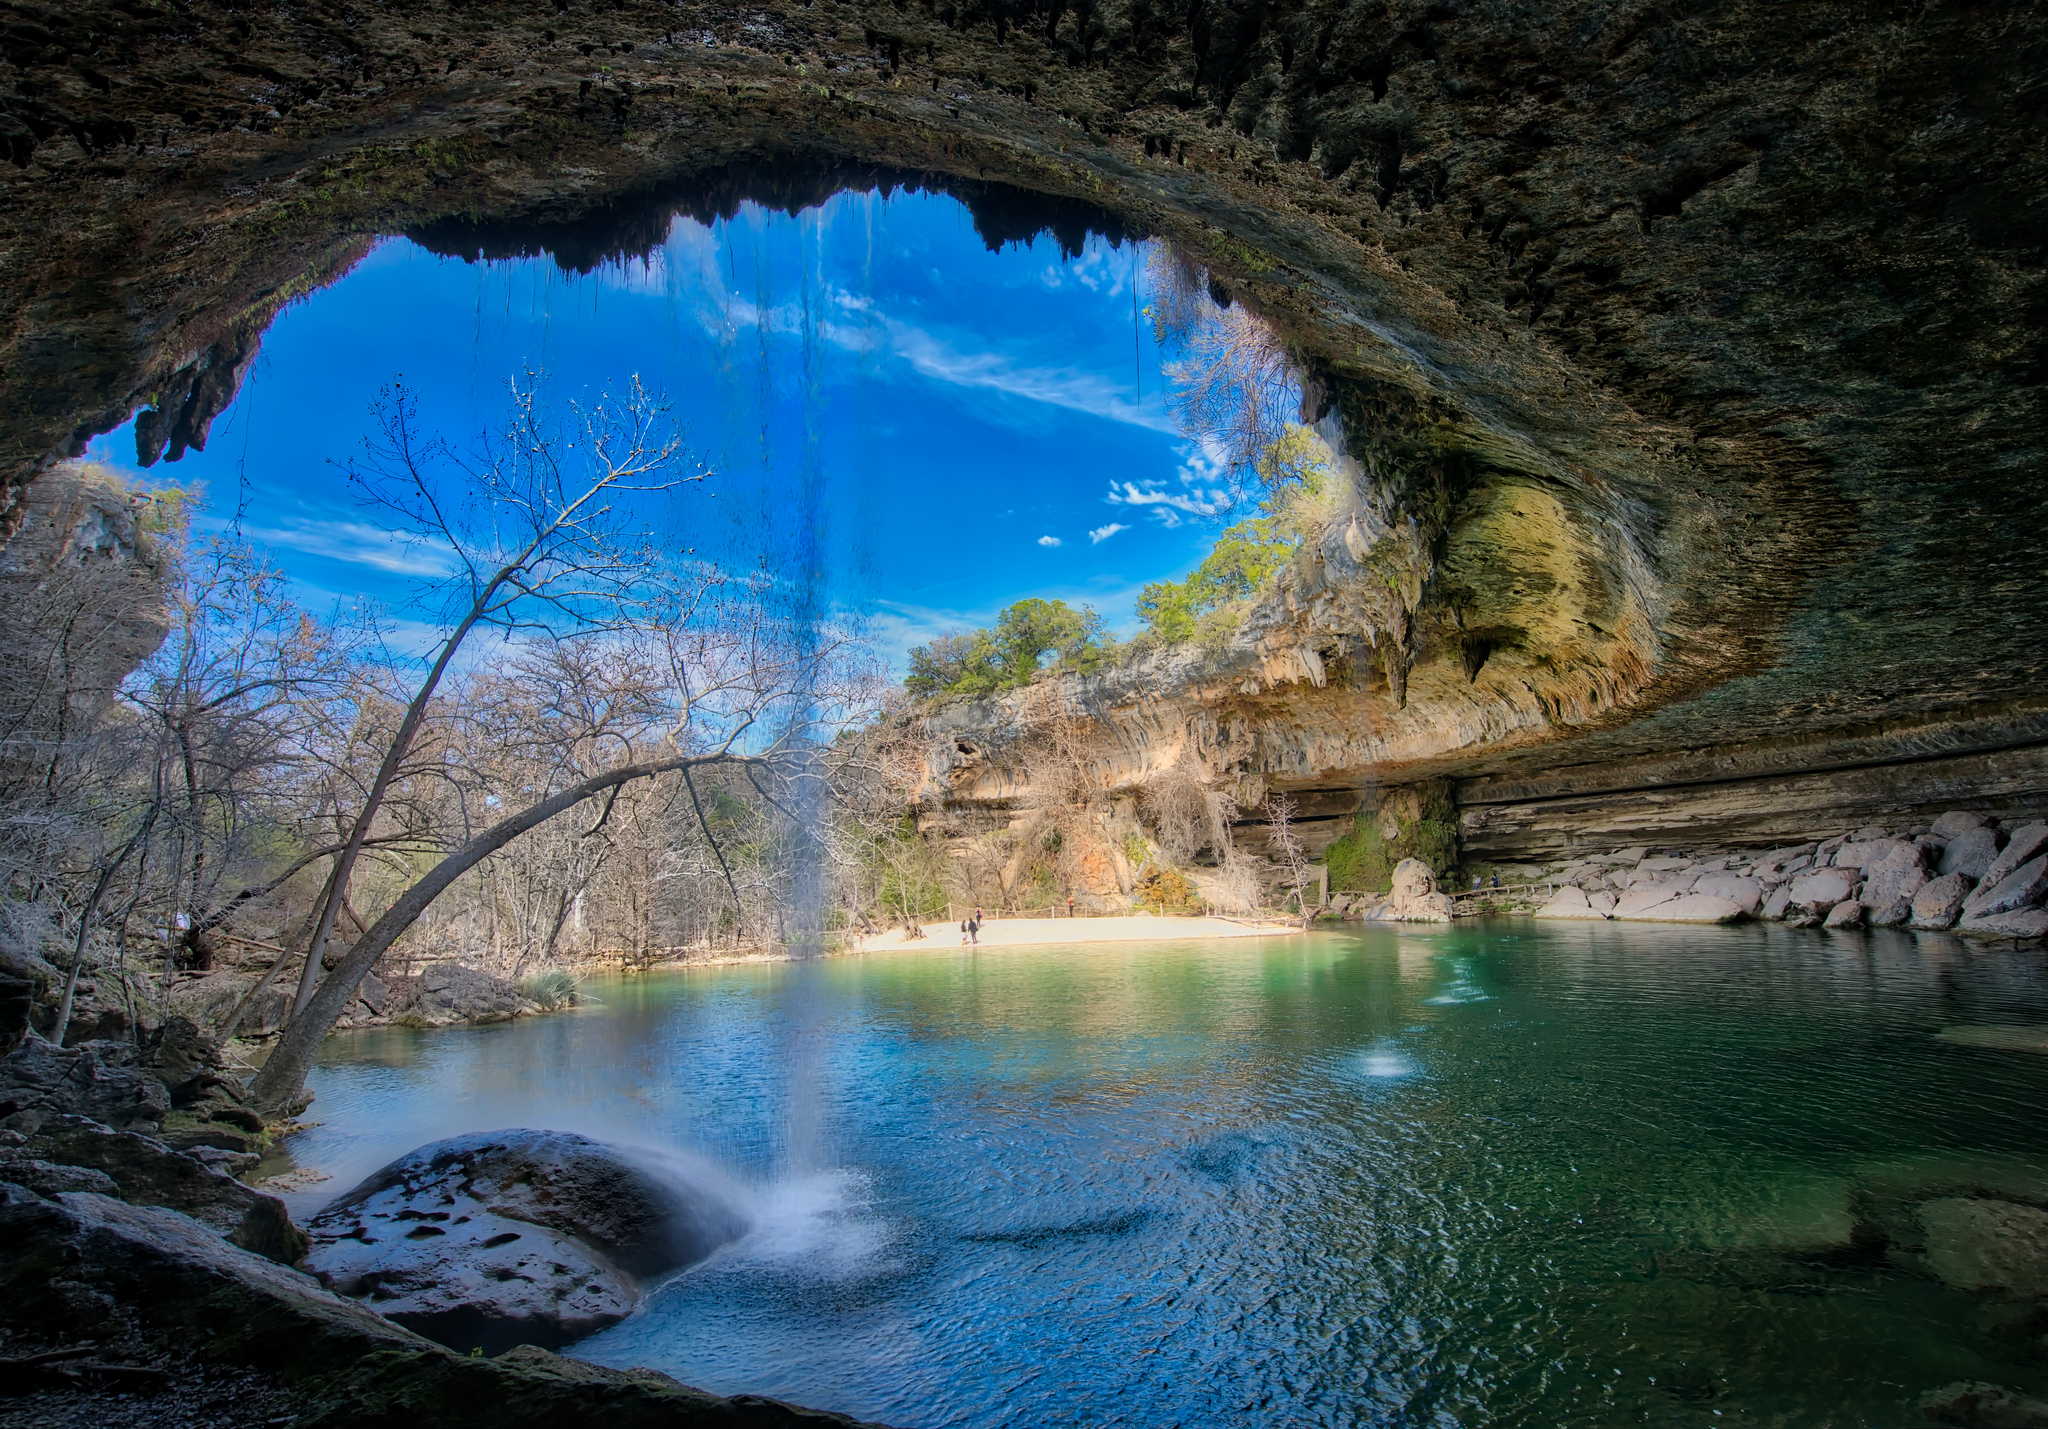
[
  {"x1": 1134, "y1": 863, "x2": 1198, "y2": 913},
  {"x1": 521, "y1": 969, "x2": 579, "y2": 1010}
]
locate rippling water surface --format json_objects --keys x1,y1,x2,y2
[{"x1": 284, "y1": 923, "x2": 2048, "y2": 1427}]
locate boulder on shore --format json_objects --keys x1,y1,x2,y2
[
  {"x1": 1913, "y1": 872, "x2": 1976, "y2": 930},
  {"x1": 1785, "y1": 867, "x2": 1859, "y2": 916},
  {"x1": 383, "y1": 964, "x2": 539, "y2": 1027},
  {"x1": 1534, "y1": 885, "x2": 1604, "y2": 920},
  {"x1": 1978, "y1": 824, "x2": 2048, "y2": 892},
  {"x1": 0, "y1": 1036, "x2": 170, "y2": 1136},
  {"x1": 1962, "y1": 854, "x2": 2048, "y2": 924},
  {"x1": 1358, "y1": 859, "x2": 1454, "y2": 923},
  {"x1": 1930, "y1": 810, "x2": 1992, "y2": 840},
  {"x1": 1861, "y1": 843, "x2": 1930, "y2": 910},
  {"x1": 1961, "y1": 909, "x2": 2048, "y2": 941},
  {"x1": 1626, "y1": 893, "x2": 1747, "y2": 924},
  {"x1": 10, "y1": 1114, "x2": 304, "y2": 1263},
  {"x1": 1940, "y1": 826, "x2": 2006, "y2": 881},
  {"x1": 1691, "y1": 872, "x2": 1764, "y2": 914},
  {"x1": 306, "y1": 1129, "x2": 750, "y2": 1354}
]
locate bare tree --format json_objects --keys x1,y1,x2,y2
[
  {"x1": 284, "y1": 374, "x2": 704, "y2": 1021},
  {"x1": 1145, "y1": 243, "x2": 1300, "y2": 506},
  {"x1": 1264, "y1": 794, "x2": 1311, "y2": 925},
  {"x1": 249, "y1": 594, "x2": 859, "y2": 1110}
]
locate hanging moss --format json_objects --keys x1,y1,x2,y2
[{"x1": 1324, "y1": 781, "x2": 1459, "y2": 892}]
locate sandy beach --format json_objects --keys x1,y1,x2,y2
[{"x1": 853, "y1": 914, "x2": 1301, "y2": 952}]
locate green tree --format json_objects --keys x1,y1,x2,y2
[
  {"x1": 1135, "y1": 424, "x2": 1336, "y2": 643},
  {"x1": 994, "y1": 598, "x2": 1104, "y2": 683},
  {"x1": 904, "y1": 631, "x2": 1000, "y2": 697},
  {"x1": 903, "y1": 599, "x2": 1111, "y2": 699},
  {"x1": 1136, "y1": 518, "x2": 1295, "y2": 640}
]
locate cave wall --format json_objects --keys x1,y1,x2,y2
[{"x1": 2, "y1": 0, "x2": 2043, "y2": 799}]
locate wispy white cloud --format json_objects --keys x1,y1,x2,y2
[
  {"x1": 1037, "y1": 534, "x2": 1062, "y2": 547},
  {"x1": 626, "y1": 237, "x2": 1174, "y2": 434},
  {"x1": 1037, "y1": 237, "x2": 1141, "y2": 297},
  {"x1": 831, "y1": 313, "x2": 1173, "y2": 433},
  {"x1": 1103, "y1": 482, "x2": 1231, "y2": 530},
  {"x1": 1101, "y1": 436, "x2": 1239, "y2": 528},
  {"x1": 1089, "y1": 523, "x2": 1128, "y2": 543},
  {"x1": 237, "y1": 518, "x2": 459, "y2": 577}
]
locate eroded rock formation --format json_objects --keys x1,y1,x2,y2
[{"x1": 2, "y1": 0, "x2": 2044, "y2": 842}]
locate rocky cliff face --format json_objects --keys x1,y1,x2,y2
[{"x1": 2, "y1": 0, "x2": 2043, "y2": 841}]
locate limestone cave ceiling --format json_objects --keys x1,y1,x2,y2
[{"x1": 1, "y1": 0, "x2": 2042, "y2": 784}]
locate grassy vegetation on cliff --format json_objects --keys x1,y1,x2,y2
[{"x1": 1325, "y1": 783, "x2": 1460, "y2": 892}]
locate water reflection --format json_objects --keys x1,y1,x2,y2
[{"x1": 286, "y1": 923, "x2": 2048, "y2": 1426}]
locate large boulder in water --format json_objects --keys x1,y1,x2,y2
[{"x1": 305, "y1": 1129, "x2": 749, "y2": 1354}]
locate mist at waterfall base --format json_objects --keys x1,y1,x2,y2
[
  {"x1": 83, "y1": 189, "x2": 1203, "y2": 655},
  {"x1": 280, "y1": 923, "x2": 2048, "y2": 1427}
]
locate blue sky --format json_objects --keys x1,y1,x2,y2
[{"x1": 86, "y1": 189, "x2": 1238, "y2": 660}]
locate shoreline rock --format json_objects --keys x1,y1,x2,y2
[
  {"x1": 0, "y1": 1181, "x2": 883, "y2": 1428},
  {"x1": 1351, "y1": 858, "x2": 1454, "y2": 923},
  {"x1": 1478, "y1": 808, "x2": 2048, "y2": 940}
]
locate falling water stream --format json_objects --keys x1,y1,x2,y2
[{"x1": 277, "y1": 922, "x2": 2048, "y2": 1427}]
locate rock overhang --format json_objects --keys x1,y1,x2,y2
[{"x1": 1, "y1": 0, "x2": 2043, "y2": 793}]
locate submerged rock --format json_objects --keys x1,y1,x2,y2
[
  {"x1": 1917, "y1": 1198, "x2": 2048, "y2": 1296},
  {"x1": 1921, "y1": 1381, "x2": 2048, "y2": 1428},
  {"x1": 1938, "y1": 1026, "x2": 2048, "y2": 1055},
  {"x1": 306, "y1": 1129, "x2": 750, "y2": 1354}
]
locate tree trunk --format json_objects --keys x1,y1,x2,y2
[{"x1": 247, "y1": 751, "x2": 741, "y2": 1114}]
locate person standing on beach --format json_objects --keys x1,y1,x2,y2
[{"x1": 968, "y1": 916, "x2": 980, "y2": 945}]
